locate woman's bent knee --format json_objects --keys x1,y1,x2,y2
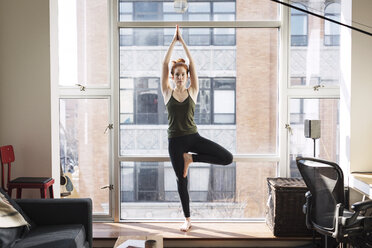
[{"x1": 223, "y1": 151, "x2": 233, "y2": 165}]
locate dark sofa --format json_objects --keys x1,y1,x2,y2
[{"x1": 11, "y1": 198, "x2": 92, "y2": 248}]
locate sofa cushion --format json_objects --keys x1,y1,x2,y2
[
  {"x1": 13, "y1": 224, "x2": 87, "y2": 248},
  {"x1": 0, "y1": 188, "x2": 30, "y2": 248}
]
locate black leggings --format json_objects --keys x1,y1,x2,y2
[{"x1": 168, "y1": 132, "x2": 233, "y2": 218}]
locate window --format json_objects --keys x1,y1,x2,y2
[
  {"x1": 58, "y1": 0, "x2": 111, "y2": 217},
  {"x1": 58, "y1": 0, "x2": 280, "y2": 221},
  {"x1": 290, "y1": 3, "x2": 308, "y2": 46},
  {"x1": 288, "y1": 2, "x2": 340, "y2": 179},
  {"x1": 324, "y1": 3, "x2": 340, "y2": 46},
  {"x1": 121, "y1": 162, "x2": 235, "y2": 203},
  {"x1": 289, "y1": 99, "x2": 340, "y2": 177},
  {"x1": 118, "y1": 25, "x2": 279, "y2": 219},
  {"x1": 119, "y1": 1, "x2": 236, "y2": 46},
  {"x1": 120, "y1": 76, "x2": 235, "y2": 125}
]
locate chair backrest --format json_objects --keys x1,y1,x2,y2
[
  {"x1": 296, "y1": 157, "x2": 344, "y2": 230},
  {"x1": 0, "y1": 145, "x2": 15, "y2": 164},
  {"x1": 0, "y1": 145, "x2": 15, "y2": 190}
]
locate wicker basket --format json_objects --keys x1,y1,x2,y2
[{"x1": 265, "y1": 177, "x2": 313, "y2": 237}]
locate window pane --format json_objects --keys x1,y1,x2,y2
[
  {"x1": 134, "y1": 2, "x2": 161, "y2": 21},
  {"x1": 121, "y1": 161, "x2": 276, "y2": 219},
  {"x1": 290, "y1": 5, "x2": 340, "y2": 86},
  {"x1": 59, "y1": 99, "x2": 110, "y2": 215},
  {"x1": 58, "y1": 0, "x2": 109, "y2": 86},
  {"x1": 213, "y1": 2, "x2": 235, "y2": 13},
  {"x1": 189, "y1": 14, "x2": 210, "y2": 21},
  {"x1": 214, "y1": 90, "x2": 235, "y2": 114},
  {"x1": 291, "y1": 16, "x2": 307, "y2": 35},
  {"x1": 188, "y1": 2, "x2": 210, "y2": 12},
  {"x1": 195, "y1": 88, "x2": 211, "y2": 124},
  {"x1": 134, "y1": 29, "x2": 163, "y2": 46},
  {"x1": 214, "y1": 14, "x2": 235, "y2": 21},
  {"x1": 236, "y1": 0, "x2": 278, "y2": 21},
  {"x1": 236, "y1": 29, "x2": 278, "y2": 154},
  {"x1": 118, "y1": 1, "x2": 278, "y2": 22},
  {"x1": 289, "y1": 99, "x2": 339, "y2": 177},
  {"x1": 119, "y1": 28, "x2": 277, "y2": 155}
]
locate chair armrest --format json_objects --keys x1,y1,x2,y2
[
  {"x1": 15, "y1": 198, "x2": 92, "y2": 248},
  {"x1": 303, "y1": 191, "x2": 313, "y2": 229},
  {"x1": 351, "y1": 199, "x2": 372, "y2": 212}
]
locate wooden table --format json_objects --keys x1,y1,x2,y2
[{"x1": 114, "y1": 235, "x2": 163, "y2": 248}]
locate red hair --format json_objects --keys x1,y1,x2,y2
[{"x1": 170, "y1": 58, "x2": 189, "y2": 76}]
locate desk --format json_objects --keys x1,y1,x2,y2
[{"x1": 349, "y1": 173, "x2": 372, "y2": 199}]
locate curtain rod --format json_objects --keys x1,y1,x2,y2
[{"x1": 270, "y1": 0, "x2": 372, "y2": 36}]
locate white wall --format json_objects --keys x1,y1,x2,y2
[
  {"x1": 350, "y1": 0, "x2": 372, "y2": 173},
  {"x1": 0, "y1": 0, "x2": 58, "y2": 198}
]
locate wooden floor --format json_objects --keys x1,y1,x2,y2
[{"x1": 93, "y1": 222, "x2": 315, "y2": 247}]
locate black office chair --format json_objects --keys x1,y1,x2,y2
[{"x1": 296, "y1": 157, "x2": 372, "y2": 248}]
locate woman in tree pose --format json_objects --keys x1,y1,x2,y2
[{"x1": 161, "y1": 25, "x2": 233, "y2": 232}]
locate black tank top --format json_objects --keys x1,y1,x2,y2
[{"x1": 166, "y1": 89, "x2": 198, "y2": 138}]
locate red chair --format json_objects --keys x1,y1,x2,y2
[{"x1": 0, "y1": 145, "x2": 54, "y2": 199}]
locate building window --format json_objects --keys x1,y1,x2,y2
[
  {"x1": 290, "y1": 3, "x2": 308, "y2": 46},
  {"x1": 120, "y1": 77, "x2": 236, "y2": 125},
  {"x1": 324, "y1": 3, "x2": 340, "y2": 46},
  {"x1": 120, "y1": 78, "x2": 167, "y2": 125},
  {"x1": 121, "y1": 162, "x2": 235, "y2": 202},
  {"x1": 119, "y1": 1, "x2": 236, "y2": 46}
]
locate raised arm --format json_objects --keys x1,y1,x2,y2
[
  {"x1": 177, "y1": 27, "x2": 199, "y2": 96},
  {"x1": 161, "y1": 27, "x2": 178, "y2": 99}
]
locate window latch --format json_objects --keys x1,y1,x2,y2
[
  {"x1": 313, "y1": 84, "x2": 324, "y2": 91},
  {"x1": 101, "y1": 185, "x2": 114, "y2": 190},
  {"x1": 104, "y1": 124, "x2": 113, "y2": 134},
  {"x1": 285, "y1": 124, "x2": 293, "y2": 135},
  {"x1": 75, "y1": 84, "x2": 86, "y2": 91}
]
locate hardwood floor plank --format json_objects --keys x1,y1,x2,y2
[{"x1": 93, "y1": 222, "x2": 312, "y2": 240}]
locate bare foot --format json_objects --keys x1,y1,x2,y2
[
  {"x1": 183, "y1": 153, "x2": 193, "y2": 178},
  {"x1": 180, "y1": 219, "x2": 192, "y2": 232}
]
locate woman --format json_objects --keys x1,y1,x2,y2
[{"x1": 161, "y1": 25, "x2": 233, "y2": 232}]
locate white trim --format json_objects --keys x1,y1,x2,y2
[
  {"x1": 279, "y1": 0, "x2": 290, "y2": 177},
  {"x1": 117, "y1": 21, "x2": 281, "y2": 28},
  {"x1": 118, "y1": 155, "x2": 280, "y2": 162},
  {"x1": 112, "y1": 0, "x2": 120, "y2": 222},
  {"x1": 286, "y1": 88, "x2": 340, "y2": 97},
  {"x1": 59, "y1": 88, "x2": 111, "y2": 96}
]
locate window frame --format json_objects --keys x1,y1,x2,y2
[{"x1": 113, "y1": 1, "x2": 282, "y2": 222}]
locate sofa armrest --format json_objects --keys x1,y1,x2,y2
[{"x1": 15, "y1": 198, "x2": 92, "y2": 248}]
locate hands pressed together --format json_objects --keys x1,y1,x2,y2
[{"x1": 172, "y1": 25, "x2": 185, "y2": 45}]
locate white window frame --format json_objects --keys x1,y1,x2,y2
[
  {"x1": 56, "y1": 1, "x2": 341, "y2": 222},
  {"x1": 112, "y1": 0, "x2": 283, "y2": 222},
  {"x1": 58, "y1": 0, "x2": 115, "y2": 220}
]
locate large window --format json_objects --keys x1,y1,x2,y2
[
  {"x1": 118, "y1": 0, "x2": 279, "y2": 220},
  {"x1": 57, "y1": 0, "x2": 347, "y2": 222}
]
